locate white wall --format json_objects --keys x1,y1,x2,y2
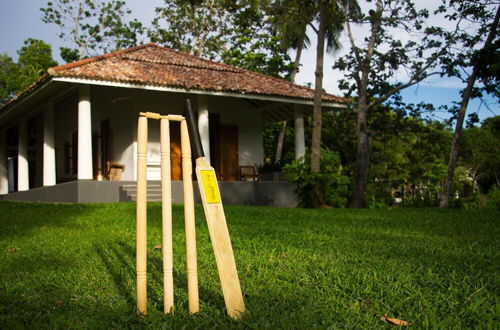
[
  {"x1": 206, "y1": 96, "x2": 264, "y2": 167},
  {"x1": 101, "y1": 88, "x2": 265, "y2": 179},
  {"x1": 90, "y1": 87, "x2": 137, "y2": 181},
  {"x1": 54, "y1": 86, "x2": 265, "y2": 181}
]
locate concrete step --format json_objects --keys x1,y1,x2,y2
[
  {"x1": 122, "y1": 189, "x2": 162, "y2": 193},
  {"x1": 127, "y1": 194, "x2": 176, "y2": 202},
  {"x1": 121, "y1": 183, "x2": 173, "y2": 202}
]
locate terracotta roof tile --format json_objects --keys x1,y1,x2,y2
[{"x1": 48, "y1": 43, "x2": 349, "y2": 104}]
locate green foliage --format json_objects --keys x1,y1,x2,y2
[
  {"x1": 220, "y1": 31, "x2": 293, "y2": 78},
  {"x1": 334, "y1": 0, "x2": 445, "y2": 103},
  {"x1": 435, "y1": 0, "x2": 499, "y2": 101},
  {"x1": 332, "y1": 0, "x2": 455, "y2": 207},
  {"x1": 149, "y1": 0, "x2": 229, "y2": 58},
  {"x1": 0, "y1": 54, "x2": 19, "y2": 105},
  {"x1": 263, "y1": 103, "x2": 474, "y2": 209},
  {"x1": 0, "y1": 39, "x2": 57, "y2": 105},
  {"x1": 460, "y1": 116, "x2": 500, "y2": 193},
  {"x1": 41, "y1": 0, "x2": 144, "y2": 61},
  {"x1": 17, "y1": 39, "x2": 58, "y2": 86},
  {"x1": 448, "y1": 187, "x2": 500, "y2": 210},
  {"x1": 486, "y1": 187, "x2": 500, "y2": 210},
  {"x1": 271, "y1": 0, "x2": 353, "y2": 54},
  {"x1": 450, "y1": 193, "x2": 486, "y2": 210},
  {"x1": 357, "y1": 106, "x2": 453, "y2": 207},
  {"x1": 59, "y1": 47, "x2": 80, "y2": 63},
  {"x1": 283, "y1": 149, "x2": 349, "y2": 207},
  {"x1": 262, "y1": 120, "x2": 296, "y2": 167},
  {"x1": 0, "y1": 202, "x2": 499, "y2": 327},
  {"x1": 149, "y1": 0, "x2": 293, "y2": 78}
]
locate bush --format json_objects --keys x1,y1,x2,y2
[
  {"x1": 283, "y1": 149, "x2": 349, "y2": 208},
  {"x1": 449, "y1": 193, "x2": 486, "y2": 209},
  {"x1": 486, "y1": 187, "x2": 500, "y2": 210}
]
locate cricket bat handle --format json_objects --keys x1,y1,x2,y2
[{"x1": 184, "y1": 99, "x2": 205, "y2": 159}]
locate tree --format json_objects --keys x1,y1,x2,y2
[
  {"x1": 268, "y1": 0, "x2": 348, "y2": 206},
  {"x1": 439, "y1": 2, "x2": 500, "y2": 207},
  {"x1": 41, "y1": 0, "x2": 144, "y2": 62},
  {"x1": 270, "y1": 0, "x2": 312, "y2": 163},
  {"x1": 218, "y1": 8, "x2": 293, "y2": 78},
  {"x1": 17, "y1": 39, "x2": 58, "y2": 87},
  {"x1": 149, "y1": 0, "x2": 293, "y2": 77},
  {"x1": 334, "y1": 0, "x2": 464, "y2": 208},
  {"x1": 0, "y1": 54, "x2": 19, "y2": 105},
  {"x1": 0, "y1": 39, "x2": 58, "y2": 105},
  {"x1": 302, "y1": 0, "x2": 345, "y2": 178},
  {"x1": 460, "y1": 116, "x2": 500, "y2": 194},
  {"x1": 149, "y1": 0, "x2": 230, "y2": 58},
  {"x1": 271, "y1": 0, "x2": 312, "y2": 81}
]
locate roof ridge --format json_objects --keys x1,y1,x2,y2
[
  {"x1": 120, "y1": 55, "x2": 242, "y2": 73},
  {"x1": 48, "y1": 43, "x2": 158, "y2": 75}
]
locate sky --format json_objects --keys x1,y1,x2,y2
[{"x1": 0, "y1": 0, "x2": 498, "y2": 122}]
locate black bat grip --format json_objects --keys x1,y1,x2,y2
[{"x1": 184, "y1": 99, "x2": 205, "y2": 159}]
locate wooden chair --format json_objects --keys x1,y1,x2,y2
[
  {"x1": 239, "y1": 165, "x2": 260, "y2": 181},
  {"x1": 107, "y1": 161, "x2": 125, "y2": 181}
]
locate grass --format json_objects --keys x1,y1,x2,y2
[{"x1": 0, "y1": 202, "x2": 498, "y2": 329}]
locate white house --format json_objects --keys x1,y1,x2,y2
[{"x1": 0, "y1": 44, "x2": 348, "y2": 205}]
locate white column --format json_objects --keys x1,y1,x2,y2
[
  {"x1": 197, "y1": 94, "x2": 211, "y2": 163},
  {"x1": 78, "y1": 85, "x2": 93, "y2": 180},
  {"x1": 0, "y1": 130, "x2": 8, "y2": 194},
  {"x1": 18, "y1": 118, "x2": 29, "y2": 191},
  {"x1": 43, "y1": 102, "x2": 56, "y2": 186},
  {"x1": 294, "y1": 104, "x2": 306, "y2": 159}
]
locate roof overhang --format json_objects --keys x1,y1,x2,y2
[
  {"x1": 0, "y1": 76, "x2": 347, "y2": 127},
  {"x1": 0, "y1": 78, "x2": 73, "y2": 126},
  {"x1": 51, "y1": 77, "x2": 347, "y2": 109}
]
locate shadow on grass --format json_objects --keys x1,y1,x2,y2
[
  {"x1": 94, "y1": 240, "x2": 225, "y2": 315},
  {"x1": 0, "y1": 201, "x2": 103, "y2": 240}
]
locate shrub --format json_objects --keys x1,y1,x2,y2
[
  {"x1": 449, "y1": 193, "x2": 486, "y2": 209},
  {"x1": 486, "y1": 187, "x2": 500, "y2": 210},
  {"x1": 283, "y1": 149, "x2": 349, "y2": 208}
]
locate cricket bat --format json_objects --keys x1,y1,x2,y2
[{"x1": 184, "y1": 99, "x2": 245, "y2": 320}]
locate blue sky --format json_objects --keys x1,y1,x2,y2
[{"x1": 1, "y1": 0, "x2": 498, "y2": 122}]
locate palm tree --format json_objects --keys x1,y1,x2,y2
[
  {"x1": 271, "y1": 0, "x2": 312, "y2": 163},
  {"x1": 273, "y1": 0, "x2": 350, "y2": 206}
]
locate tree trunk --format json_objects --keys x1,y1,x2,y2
[
  {"x1": 353, "y1": 90, "x2": 369, "y2": 208},
  {"x1": 439, "y1": 70, "x2": 480, "y2": 208},
  {"x1": 311, "y1": 0, "x2": 326, "y2": 174},
  {"x1": 439, "y1": 5, "x2": 500, "y2": 208},
  {"x1": 439, "y1": 79, "x2": 477, "y2": 207},
  {"x1": 274, "y1": 121, "x2": 287, "y2": 163},
  {"x1": 290, "y1": 30, "x2": 306, "y2": 82}
]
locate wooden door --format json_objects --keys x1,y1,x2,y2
[
  {"x1": 170, "y1": 121, "x2": 182, "y2": 180},
  {"x1": 209, "y1": 113, "x2": 221, "y2": 176},
  {"x1": 219, "y1": 125, "x2": 238, "y2": 181}
]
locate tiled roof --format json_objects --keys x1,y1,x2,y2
[{"x1": 47, "y1": 43, "x2": 349, "y2": 104}]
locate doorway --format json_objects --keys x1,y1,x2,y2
[{"x1": 209, "y1": 114, "x2": 238, "y2": 181}]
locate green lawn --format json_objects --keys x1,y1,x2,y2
[{"x1": 0, "y1": 202, "x2": 498, "y2": 329}]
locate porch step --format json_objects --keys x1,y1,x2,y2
[{"x1": 120, "y1": 182, "x2": 173, "y2": 202}]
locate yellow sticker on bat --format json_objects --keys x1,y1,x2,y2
[{"x1": 201, "y1": 170, "x2": 221, "y2": 204}]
